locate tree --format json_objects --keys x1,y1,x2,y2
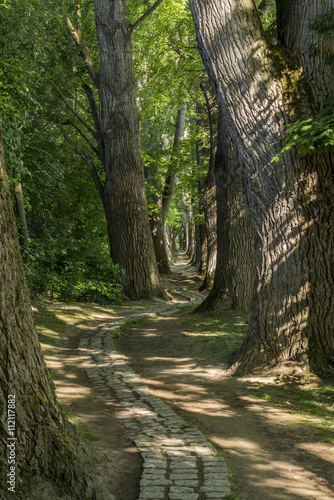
[
  {"x1": 197, "y1": 80, "x2": 218, "y2": 290},
  {"x1": 195, "y1": 105, "x2": 255, "y2": 312},
  {"x1": 56, "y1": 0, "x2": 166, "y2": 300},
  {"x1": 0, "y1": 122, "x2": 112, "y2": 498},
  {"x1": 188, "y1": 0, "x2": 334, "y2": 373}
]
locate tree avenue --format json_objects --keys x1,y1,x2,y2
[{"x1": 189, "y1": 0, "x2": 334, "y2": 373}]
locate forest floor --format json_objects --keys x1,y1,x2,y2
[{"x1": 31, "y1": 256, "x2": 334, "y2": 500}]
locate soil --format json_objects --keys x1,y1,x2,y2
[{"x1": 35, "y1": 261, "x2": 334, "y2": 500}]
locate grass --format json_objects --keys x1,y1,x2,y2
[
  {"x1": 179, "y1": 307, "x2": 334, "y2": 444},
  {"x1": 183, "y1": 309, "x2": 250, "y2": 364},
  {"x1": 246, "y1": 374, "x2": 334, "y2": 442},
  {"x1": 32, "y1": 297, "x2": 157, "y2": 352}
]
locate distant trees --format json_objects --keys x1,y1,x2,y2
[
  {"x1": 149, "y1": 105, "x2": 187, "y2": 273},
  {"x1": 189, "y1": 0, "x2": 334, "y2": 373}
]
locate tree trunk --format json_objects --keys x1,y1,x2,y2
[
  {"x1": 197, "y1": 177, "x2": 207, "y2": 274},
  {"x1": 161, "y1": 106, "x2": 187, "y2": 223},
  {"x1": 0, "y1": 124, "x2": 112, "y2": 499},
  {"x1": 164, "y1": 226, "x2": 174, "y2": 261},
  {"x1": 198, "y1": 78, "x2": 218, "y2": 291},
  {"x1": 196, "y1": 106, "x2": 208, "y2": 274},
  {"x1": 189, "y1": 0, "x2": 334, "y2": 373},
  {"x1": 192, "y1": 223, "x2": 201, "y2": 267},
  {"x1": 195, "y1": 106, "x2": 255, "y2": 312},
  {"x1": 150, "y1": 199, "x2": 171, "y2": 274},
  {"x1": 93, "y1": 0, "x2": 164, "y2": 300},
  {"x1": 9, "y1": 116, "x2": 29, "y2": 264}
]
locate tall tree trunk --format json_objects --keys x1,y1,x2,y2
[
  {"x1": 197, "y1": 177, "x2": 207, "y2": 274},
  {"x1": 186, "y1": 210, "x2": 195, "y2": 262},
  {"x1": 161, "y1": 105, "x2": 187, "y2": 223},
  {"x1": 189, "y1": 0, "x2": 334, "y2": 373},
  {"x1": 0, "y1": 124, "x2": 112, "y2": 499},
  {"x1": 9, "y1": 116, "x2": 29, "y2": 264},
  {"x1": 198, "y1": 79, "x2": 218, "y2": 291},
  {"x1": 195, "y1": 106, "x2": 255, "y2": 312},
  {"x1": 198, "y1": 157, "x2": 217, "y2": 291},
  {"x1": 149, "y1": 197, "x2": 171, "y2": 274},
  {"x1": 93, "y1": 0, "x2": 164, "y2": 300}
]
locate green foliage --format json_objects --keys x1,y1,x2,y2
[
  {"x1": 272, "y1": 10, "x2": 334, "y2": 163},
  {"x1": 309, "y1": 9, "x2": 334, "y2": 66},
  {"x1": 26, "y1": 243, "x2": 125, "y2": 304},
  {"x1": 272, "y1": 99, "x2": 334, "y2": 161},
  {"x1": 257, "y1": 0, "x2": 276, "y2": 31}
]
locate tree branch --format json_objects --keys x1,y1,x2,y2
[
  {"x1": 57, "y1": 119, "x2": 104, "y2": 199},
  {"x1": 60, "y1": 119, "x2": 100, "y2": 159},
  {"x1": 82, "y1": 83, "x2": 101, "y2": 138},
  {"x1": 131, "y1": 0, "x2": 165, "y2": 32},
  {"x1": 49, "y1": 79, "x2": 97, "y2": 138},
  {"x1": 62, "y1": 10, "x2": 100, "y2": 87}
]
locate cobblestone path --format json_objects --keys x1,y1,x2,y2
[{"x1": 79, "y1": 285, "x2": 231, "y2": 500}]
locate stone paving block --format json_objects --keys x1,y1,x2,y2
[
  {"x1": 142, "y1": 465, "x2": 167, "y2": 472},
  {"x1": 172, "y1": 480, "x2": 199, "y2": 487},
  {"x1": 138, "y1": 493, "x2": 164, "y2": 500},
  {"x1": 194, "y1": 446, "x2": 215, "y2": 454},
  {"x1": 204, "y1": 493, "x2": 230, "y2": 499},
  {"x1": 166, "y1": 450, "x2": 192, "y2": 457},
  {"x1": 142, "y1": 452, "x2": 165, "y2": 458},
  {"x1": 204, "y1": 473, "x2": 229, "y2": 481},
  {"x1": 142, "y1": 459, "x2": 167, "y2": 465},
  {"x1": 142, "y1": 473, "x2": 167, "y2": 480},
  {"x1": 200, "y1": 483, "x2": 230, "y2": 493},
  {"x1": 168, "y1": 468, "x2": 198, "y2": 474},
  {"x1": 162, "y1": 439, "x2": 185, "y2": 446},
  {"x1": 170, "y1": 473, "x2": 198, "y2": 480},
  {"x1": 170, "y1": 457, "x2": 197, "y2": 463},
  {"x1": 170, "y1": 486, "x2": 196, "y2": 493},
  {"x1": 202, "y1": 466, "x2": 228, "y2": 474},
  {"x1": 202, "y1": 456, "x2": 225, "y2": 463},
  {"x1": 140, "y1": 478, "x2": 171, "y2": 487},
  {"x1": 168, "y1": 493, "x2": 199, "y2": 500}
]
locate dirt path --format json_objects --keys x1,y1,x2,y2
[
  {"x1": 37, "y1": 260, "x2": 334, "y2": 500},
  {"x1": 118, "y1": 265, "x2": 334, "y2": 500}
]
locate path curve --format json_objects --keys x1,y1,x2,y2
[{"x1": 78, "y1": 278, "x2": 231, "y2": 500}]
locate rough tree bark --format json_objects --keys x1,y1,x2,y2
[
  {"x1": 0, "y1": 124, "x2": 112, "y2": 499},
  {"x1": 189, "y1": 0, "x2": 334, "y2": 373},
  {"x1": 195, "y1": 106, "x2": 255, "y2": 312}
]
